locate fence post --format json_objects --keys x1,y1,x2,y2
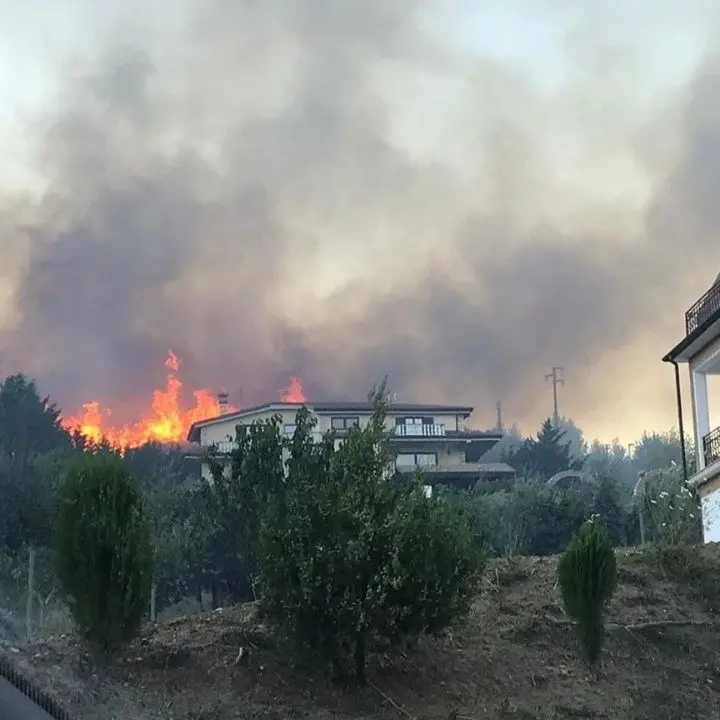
[{"x1": 26, "y1": 546, "x2": 36, "y2": 641}]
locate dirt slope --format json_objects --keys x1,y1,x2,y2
[{"x1": 3, "y1": 545, "x2": 720, "y2": 720}]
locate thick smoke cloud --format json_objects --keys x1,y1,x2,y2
[{"x1": 0, "y1": 1, "x2": 718, "y2": 436}]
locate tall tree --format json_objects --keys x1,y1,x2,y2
[
  {"x1": 260, "y1": 381, "x2": 483, "y2": 686},
  {"x1": 0, "y1": 374, "x2": 70, "y2": 478},
  {"x1": 633, "y1": 431, "x2": 688, "y2": 474},
  {"x1": 557, "y1": 417, "x2": 588, "y2": 462},
  {"x1": 585, "y1": 439, "x2": 634, "y2": 488},
  {"x1": 507, "y1": 419, "x2": 583, "y2": 479}
]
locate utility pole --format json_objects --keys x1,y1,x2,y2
[{"x1": 545, "y1": 366, "x2": 565, "y2": 425}]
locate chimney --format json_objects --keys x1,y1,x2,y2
[{"x1": 218, "y1": 390, "x2": 229, "y2": 415}]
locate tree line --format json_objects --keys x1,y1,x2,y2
[{"x1": 0, "y1": 372, "x2": 701, "y2": 679}]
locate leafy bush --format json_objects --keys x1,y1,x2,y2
[
  {"x1": 259, "y1": 391, "x2": 484, "y2": 685},
  {"x1": 447, "y1": 479, "x2": 606, "y2": 558},
  {"x1": 55, "y1": 452, "x2": 154, "y2": 655},
  {"x1": 557, "y1": 520, "x2": 617, "y2": 665},
  {"x1": 641, "y1": 468, "x2": 701, "y2": 545}
]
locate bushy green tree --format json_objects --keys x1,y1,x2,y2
[
  {"x1": 201, "y1": 418, "x2": 286, "y2": 603},
  {"x1": 122, "y1": 442, "x2": 206, "y2": 609},
  {"x1": 450, "y1": 479, "x2": 600, "y2": 558},
  {"x1": 55, "y1": 452, "x2": 154, "y2": 655},
  {"x1": 557, "y1": 520, "x2": 617, "y2": 665},
  {"x1": 0, "y1": 374, "x2": 71, "y2": 475},
  {"x1": 591, "y1": 474, "x2": 631, "y2": 546},
  {"x1": 260, "y1": 384, "x2": 484, "y2": 685},
  {"x1": 634, "y1": 431, "x2": 687, "y2": 474},
  {"x1": 0, "y1": 449, "x2": 66, "y2": 554}
]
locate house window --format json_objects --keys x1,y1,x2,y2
[
  {"x1": 395, "y1": 416, "x2": 434, "y2": 426},
  {"x1": 331, "y1": 416, "x2": 360, "y2": 430},
  {"x1": 395, "y1": 452, "x2": 438, "y2": 469},
  {"x1": 396, "y1": 453, "x2": 417, "y2": 468},
  {"x1": 415, "y1": 453, "x2": 437, "y2": 467}
]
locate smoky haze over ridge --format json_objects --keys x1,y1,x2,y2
[{"x1": 0, "y1": 0, "x2": 719, "y2": 436}]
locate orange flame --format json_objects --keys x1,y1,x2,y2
[
  {"x1": 61, "y1": 350, "x2": 235, "y2": 448},
  {"x1": 280, "y1": 376, "x2": 306, "y2": 403}
]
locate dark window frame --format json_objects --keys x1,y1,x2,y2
[
  {"x1": 330, "y1": 416, "x2": 360, "y2": 430},
  {"x1": 395, "y1": 415, "x2": 434, "y2": 426}
]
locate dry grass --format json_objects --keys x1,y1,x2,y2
[{"x1": 4, "y1": 545, "x2": 720, "y2": 719}]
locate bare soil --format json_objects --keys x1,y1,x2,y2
[{"x1": 3, "y1": 545, "x2": 720, "y2": 719}]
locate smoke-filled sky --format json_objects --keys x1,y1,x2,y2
[{"x1": 1, "y1": 0, "x2": 720, "y2": 443}]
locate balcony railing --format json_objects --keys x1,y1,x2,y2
[
  {"x1": 210, "y1": 440, "x2": 236, "y2": 454},
  {"x1": 686, "y1": 281, "x2": 720, "y2": 336},
  {"x1": 394, "y1": 423, "x2": 446, "y2": 437},
  {"x1": 703, "y1": 427, "x2": 720, "y2": 468}
]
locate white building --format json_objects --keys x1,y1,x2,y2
[
  {"x1": 186, "y1": 399, "x2": 514, "y2": 491},
  {"x1": 663, "y1": 272, "x2": 720, "y2": 542}
]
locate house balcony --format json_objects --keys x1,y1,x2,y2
[
  {"x1": 394, "y1": 423, "x2": 446, "y2": 437},
  {"x1": 210, "y1": 440, "x2": 237, "y2": 454},
  {"x1": 686, "y1": 280, "x2": 720, "y2": 336},
  {"x1": 704, "y1": 427, "x2": 720, "y2": 469},
  {"x1": 689, "y1": 426, "x2": 720, "y2": 492}
]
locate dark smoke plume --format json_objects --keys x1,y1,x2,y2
[{"x1": 0, "y1": 1, "x2": 718, "y2": 437}]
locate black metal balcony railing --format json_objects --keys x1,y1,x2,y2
[
  {"x1": 686, "y1": 281, "x2": 720, "y2": 336},
  {"x1": 394, "y1": 424, "x2": 447, "y2": 438},
  {"x1": 703, "y1": 427, "x2": 720, "y2": 468}
]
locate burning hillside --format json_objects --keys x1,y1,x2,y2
[{"x1": 61, "y1": 351, "x2": 307, "y2": 448}]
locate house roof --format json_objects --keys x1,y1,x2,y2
[
  {"x1": 664, "y1": 274, "x2": 720, "y2": 363},
  {"x1": 187, "y1": 400, "x2": 476, "y2": 442},
  {"x1": 663, "y1": 313, "x2": 720, "y2": 363}
]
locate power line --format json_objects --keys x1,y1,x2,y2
[{"x1": 545, "y1": 366, "x2": 565, "y2": 425}]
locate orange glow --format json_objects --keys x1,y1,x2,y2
[
  {"x1": 61, "y1": 350, "x2": 235, "y2": 448},
  {"x1": 281, "y1": 376, "x2": 307, "y2": 403}
]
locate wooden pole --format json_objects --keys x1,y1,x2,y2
[{"x1": 25, "y1": 547, "x2": 35, "y2": 641}]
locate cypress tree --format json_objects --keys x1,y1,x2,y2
[
  {"x1": 56, "y1": 452, "x2": 154, "y2": 656},
  {"x1": 557, "y1": 520, "x2": 617, "y2": 665}
]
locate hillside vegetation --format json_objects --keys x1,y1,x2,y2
[{"x1": 4, "y1": 544, "x2": 720, "y2": 720}]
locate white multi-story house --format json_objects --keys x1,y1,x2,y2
[
  {"x1": 186, "y1": 399, "x2": 513, "y2": 490},
  {"x1": 663, "y1": 272, "x2": 720, "y2": 542}
]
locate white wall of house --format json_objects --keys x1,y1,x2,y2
[
  {"x1": 194, "y1": 405, "x2": 473, "y2": 479},
  {"x1": 695, "y1": 473, "x2": 720, "y2": 543},
  {"x1": 701, "y1": 489, "x2": 720, "y2": 543},
  {"x1": 199, "y1": 407, "x2": 304, "y2": 446}
]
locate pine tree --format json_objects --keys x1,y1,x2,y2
[{"x1": 508, "y1": 419, "x2": 582, "y2": 479}]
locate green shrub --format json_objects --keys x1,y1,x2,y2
[
  {"x1": 557, "y1": 520, "x2": 617, "y2": 665},
  {"x1": 55, "y1": 452, "x2": 154, "y2": 655},
  {"x1": 642, "y1": 469, "x2": 701, "y2": 545},
  {"x1": 259, "y1": 391, "x2": 484, "y2": 685}
]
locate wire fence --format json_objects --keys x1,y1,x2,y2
[{"x1": 0, "y1": 548, "x2": 219, "y2": 645}]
